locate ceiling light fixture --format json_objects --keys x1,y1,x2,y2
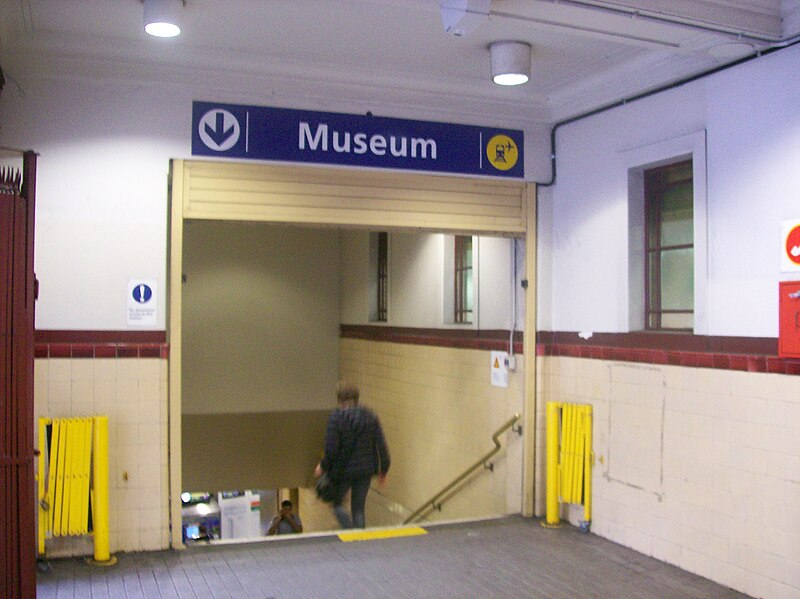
[
  {"x1": 143, "y1": 0, "x2": 184, "y2": 38},
  {"x1": 490, "y1": 41, "x2": 531, "y2": 86}
]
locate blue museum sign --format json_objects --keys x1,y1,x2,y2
[{"x1": 191, "y1": 101, "x2": 523, "y2": 178}]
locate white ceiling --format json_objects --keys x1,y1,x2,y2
[{"x1": 0, "y1": 0, "x2": 798, "y2": 125}]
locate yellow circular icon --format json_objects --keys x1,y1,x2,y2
[{"x1": 486, "y1": 134, "x2": 519, "y2": 171}]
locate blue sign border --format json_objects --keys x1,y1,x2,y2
[{"x1": 191, "y1": 102, "x2": 523, "y2": 178}]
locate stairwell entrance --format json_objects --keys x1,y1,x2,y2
[{"x1": 168, "y1": 159, "x2": 537, "y2": 547}]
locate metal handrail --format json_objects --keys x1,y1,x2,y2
[{"x1": 403, "y1": 413, "x2": 522, "y2": 524}]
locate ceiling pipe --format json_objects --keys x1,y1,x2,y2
[
  {"x1": 490, "y1": 8, "x2": 681, "y2": 48},
  {"x1": 520, "y1": 0, "x2": 800, "y2": 45},
  {"x1": 536, "y1": 38, "x2": 800, "y2": 187}
]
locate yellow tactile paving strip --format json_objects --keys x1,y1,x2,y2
[{"x1": 338, "y1": 526, "x2": 427, "y2": 542}]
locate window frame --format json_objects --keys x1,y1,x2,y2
[
  {"x1": 644, "y1": 159, "x2": 694, "y2": 331},
  {"x1": 442, "y1": 234, "x2": 478, "y2": 328},
  {"x1": 376, "y1": 231, "x2": 388, "y2": 322},
  {"x1": 623, "y1": 130, "x2": 708, "y2": 334},
  {"x1": 454, "y1": 235, "x2": 473, "y2": 324},
  {"x1": 368, "y1": 231, "x2": 389, "y2": 323}
]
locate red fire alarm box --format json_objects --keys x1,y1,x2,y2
[{"x1": 779, "y1": 281, "x2": 800, "y2": 358}]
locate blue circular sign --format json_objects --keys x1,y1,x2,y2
[{"x1": 132, "y1": 283, "x2": 153, "y2": 304}]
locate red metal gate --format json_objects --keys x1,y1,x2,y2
[{"x1": 1, "y1": 151, "x2": 37, "y2": 599}]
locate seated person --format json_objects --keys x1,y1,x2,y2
[{"x1": 267, "y1": 500, "x2": 303, "y2": 535}]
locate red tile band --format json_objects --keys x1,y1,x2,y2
[
  {"x1": 535, "y1": 342, "x2": 797, "y2": 374},
  {"x1": 34, "y1": 328, "x2": 799, "y2": 374},
  {"x1": 340, "y1": 325, "x2": 524, "y2": 354},
  {"x1": 340, "y1": 327, "x2": 798, "y2": 375},
  {"x1": 35, "y1": 330, "x2": 167, "y2": 359}
]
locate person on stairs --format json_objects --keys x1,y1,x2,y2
[{"x1": 314, "y1": 381, "x2": 390, "y2": 529}]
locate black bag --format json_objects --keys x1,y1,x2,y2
[
  {"x1": 315, "y1": 471, "x2": 338, "y2": 503},
  {"x1": 316, "y1": 409, "x2": 358, "y2": 503}
]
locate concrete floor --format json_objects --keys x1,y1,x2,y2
[{"x1": 36, "y1": 516, "x2": 750, "y2": 599}]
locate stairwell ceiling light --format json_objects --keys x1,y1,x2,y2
[
  {"x1": 490, "y1": 41, "x2": 531, "y2": 86},
  {"x1": 143, "y1": 0, "x2": 183, "y2": 38}
]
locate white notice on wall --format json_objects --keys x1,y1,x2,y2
[
  {"x1": 491, "y1": 351, "x2": 509, "y2": 388},
  {"x1": 127, "y1": 279, "x2": 157, "y2": 326}
]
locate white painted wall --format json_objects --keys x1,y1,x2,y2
[
  {"x1": 539, "y1": 43, "x2": 800, "y2": 337},
  {"x1": 0, "y1": 61, "x2": 543, "y2": 331},
  {"x1": 477, "y1": 236, "x2": 519, "y2": 330},
  {"x1": 0, "y1": 76, "x2": 188, "y2": 330},
  {"x1": 339, "y1": 231, "x2": 521, "y2": 331}
]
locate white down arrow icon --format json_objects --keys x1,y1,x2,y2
[{"x1": 198, "y1": 109, "x2": 240, "y2": 151}]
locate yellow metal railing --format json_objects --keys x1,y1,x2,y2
[
  {"x1": 544, "y1": 402, "x2": 593, "y2": 531},
  {"x1": 37, "y1": 416, "x2": 115, "y2": 564},
  {"x1": 404, "y1": 413, "x2": 522, "y2": 524}
]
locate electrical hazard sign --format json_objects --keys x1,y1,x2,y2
[{"x1": 491, "y1": 351, "x2": 509, "y2": 388}]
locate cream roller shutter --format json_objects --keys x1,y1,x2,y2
[{"x1": 174, "y1": 159, "x2": 526, "y2": 235}]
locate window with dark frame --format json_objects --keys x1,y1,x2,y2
[
  {"x1": 454, "y1": 235, "x2": 473, "y2": 324},
  {"x1": 376, "y1": 231, "x2": 388, "y2": 322},
  {"x1": 644, "y1": 159, "x2": 694, "y2": 331}
]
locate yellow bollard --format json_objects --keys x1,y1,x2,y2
[
  {"x1": 560, "y1": 404, "x2": 570, "y2": 502},
  {"x1": 69, "y1": 419, "x2": 83, "y2": 535},
  {"x1": 543, "y1": 403, "x2": 593, "y2": 532},
  {"x1": 571, "y1": 406, "x2": 583, "y2": 504},
  {"x1": 37, "y1": 418, "x2": 49, "y2": 555},
  {"x1": 53, "y1": 419, "x2": 68, "y2": 536},
  {"x1": 89, "y1": 416, "x2": 116, "y2": 565},
  {"x1": 565, "y1": 404, "x2": 578, "y2": 503},
  {"x1": 66, "y1": 419, "x2": 79, "y2": 536},
  {"x1": 79, "y1": 418, "x2": 93, "y2": 534},
  {"x1": 39, "y1": 416, "x2": 117, "y2": 562},
  {"x1": 46, "y1": 419, "x2": 60, "y2": 536},
  {"x1": 583, "y1": 406, "x2": 593, "y2": 524},
  {"x1": 543, "y1": 401, "x2": 562, "y2": 527}
]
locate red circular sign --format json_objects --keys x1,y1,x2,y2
[{"x1": 787, "y1": 225, "x2": 800, "y2": 265}]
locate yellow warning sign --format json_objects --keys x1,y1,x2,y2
[{"x1": 491, "y1": 350, "x2": 509, "y2": 388}]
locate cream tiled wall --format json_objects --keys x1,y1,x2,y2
[
  {"x1": 538, "y1": 356, "x2": 800, "y2": 599},
  {"x1": 34, "y1": 357, "x2": 169, "y2": 557},
  {"x1": 340, "y1": 338, "x2": 525, "y2": 525}
]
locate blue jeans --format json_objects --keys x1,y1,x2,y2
[{"x1": 333, "y1": 475, "x2": 372, "y2": 529}]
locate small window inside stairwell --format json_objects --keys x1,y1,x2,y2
[
  {"x1": 644, "y1": 159, "x2": 694, "y2": 331},
  {"x1": 369, "y1": 232, "x2": 388, "y2": 322},
  {"x1": 454, "y1": 235, "x2": 473, "y2": 324}
]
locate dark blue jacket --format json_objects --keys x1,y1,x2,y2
[{"x1": 321, "y1": 405, "x2": 390, "y2": 480}]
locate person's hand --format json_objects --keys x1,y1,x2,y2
[
  {"x1": 378, "y1": 472, "x2": 387, "y2": 486},
  {"x1": 314, "y1": 463, "x2": 323, "y2": 478}
]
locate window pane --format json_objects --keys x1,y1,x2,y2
[
  {"x1": 377, "y1": 232, "x2": 388, "y2": 322},
  {"x1": 647, "y1": 253, "x2": 659, "y2": 311},
  {"x1": 660, "y1": 248, "x2": 693, "y2": 310},
  {"x1": 464, "y1": 269, "x2": 473, "y2": 315},
  {"x1": 661, "y1": 312, "x2": 693, "y2": 329},
  {"x1": 644, "y1": 159, "x2": 694, "y2": 331},
  {"x1": 660, "y1": 182, "x2": 693, "y2": 246},
  {"x1": 454, "y1": 235, "x2": 473, "y2": 324}
]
